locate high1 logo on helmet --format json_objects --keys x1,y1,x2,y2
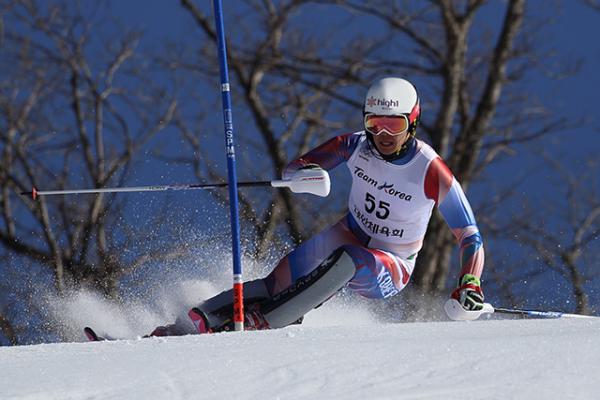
[{"x1": 365, "y1": 96, "x2": 400, "y2": 110}]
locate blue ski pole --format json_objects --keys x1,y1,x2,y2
[{"x1": 212, "y1": 0, "x2": 244, "y2": 331}]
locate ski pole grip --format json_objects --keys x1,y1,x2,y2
[{"x1": 273, "y1": 169, "x2": 330, "y2": 197}]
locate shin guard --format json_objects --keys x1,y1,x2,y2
[{"x1": 261, "y1": 248, "x2": 355, "y2": 329}]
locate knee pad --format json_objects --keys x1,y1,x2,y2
[{"x1": 261, "y1": 248, "x2": 355, "y2": 329}]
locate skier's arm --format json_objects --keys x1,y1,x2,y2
[
  {"x1": 424, "y1": 158, "x2": 485, "y2": 280},
  {"x1": 283, "y1": 133, "x2": 361, "y2": 179}
]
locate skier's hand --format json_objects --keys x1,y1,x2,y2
[
  {"x1": 451, "y1": 274, "x2": 484, "y2": 311},
  {"x1": 284, "y1": 164, "x2": 330, "y2": 197},
  {"x1": 290, "y1": 164, "x2": 327, "y2": 186}
]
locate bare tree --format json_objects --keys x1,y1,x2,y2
[
  {"x1": 495, "y1": 156, "x2": 600, "y2": 314},
  {"x1": 0, "y1": 1, "x2": 190, "y2": 342},
  {"x1": 584, "y1": 0, "x2": 600, "y2": 11},
  {"x1": 0, "y1": 313, "x2": 17, "y2": 345}
]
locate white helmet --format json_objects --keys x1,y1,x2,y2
[{"x1": 364, "y1": 77, "x2": 420, "y2": 135}]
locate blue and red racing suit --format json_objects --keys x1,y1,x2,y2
[{"x1": 265, "y1": 132, "x2": 484, "y2": 299}]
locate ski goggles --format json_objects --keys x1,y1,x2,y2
[{"x1": 364, "y1": 114, "x2": 410, "y2": 136}]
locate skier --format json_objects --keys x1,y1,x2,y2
[{"x1": 152, "y1": 77, "x2": 485, "y2": 336}]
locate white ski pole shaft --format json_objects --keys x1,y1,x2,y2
[
  {"x1": 22, "y1": 176, "x2": 329, "y2": 200},
  {"x1": 22, "y1": 181, "x2": 273, "y2": 200}
]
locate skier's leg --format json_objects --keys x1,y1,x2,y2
[
  {"x1": 345, "y1": 246, "x2": 416, "y2": 299},
  {"x1": 190, "y1": 217, "x2": 362, "y2": 332},
  {"x1": 156, "y1": 245, "x2": 414, "y2": 336},
  {"x1": 258, "y1": 245, "x2": 416, "y2": 327},
  {"x1": 260, "y1": 247, "x2": 356, "y2": 328},
  {"x1": 256, "y1": 218, "x2": 419, "y2": 326},
  {"x1": 148, "y1": 279, "x2": 271, "y2": 336},
  {"x1": 264, "y1": 217, "x2": 363, "y2": 296},
  {"x1": 148, "y1": 314, "x2": 197, "y2": 337},
  {"x1": 194, "y1": 278, "x2": 271, "y2": 329},
  {"x1": 193, "y1": 246, "x2": 357, "y2": 332}
]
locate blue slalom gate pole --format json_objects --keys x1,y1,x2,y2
[{"x1": 212, "y1": 0, "x2": 244, "y2": 331}]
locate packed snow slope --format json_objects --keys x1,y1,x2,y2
[{"x1": 2, "y1": 317, "x2": 599, "y2": 400}]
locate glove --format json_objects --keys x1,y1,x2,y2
[
  {"x1": 284, "y1": 164, "x2": 330, "y2": 197},
  {"x1": 451, "y1": 274, "x2": 484, "y2": 311}
]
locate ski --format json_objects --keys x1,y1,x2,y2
[
  {"x1": 84, "y1": 327, "x2": 105, "y2": 341},
  {"x1": 83, "y1": 327, "x2": 121, "y2": 342},
  {"x1": 84, "y1": 308, "x2": 226, "y2": 341}
]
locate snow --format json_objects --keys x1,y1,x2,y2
[{"x1": 2, "y1": 317, "x2": 599, "y2": 400}]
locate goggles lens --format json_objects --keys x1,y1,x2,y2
[{"x1": 364, "y1": 114, "x2": 409, "y2": 136}]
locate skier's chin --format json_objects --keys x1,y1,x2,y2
[
  {"x1": 374, "y1": 141, "x2": 402, "y2": 155},
  {"x1": 373, "y1": 133, "x2": 408, "y2": 155}
]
